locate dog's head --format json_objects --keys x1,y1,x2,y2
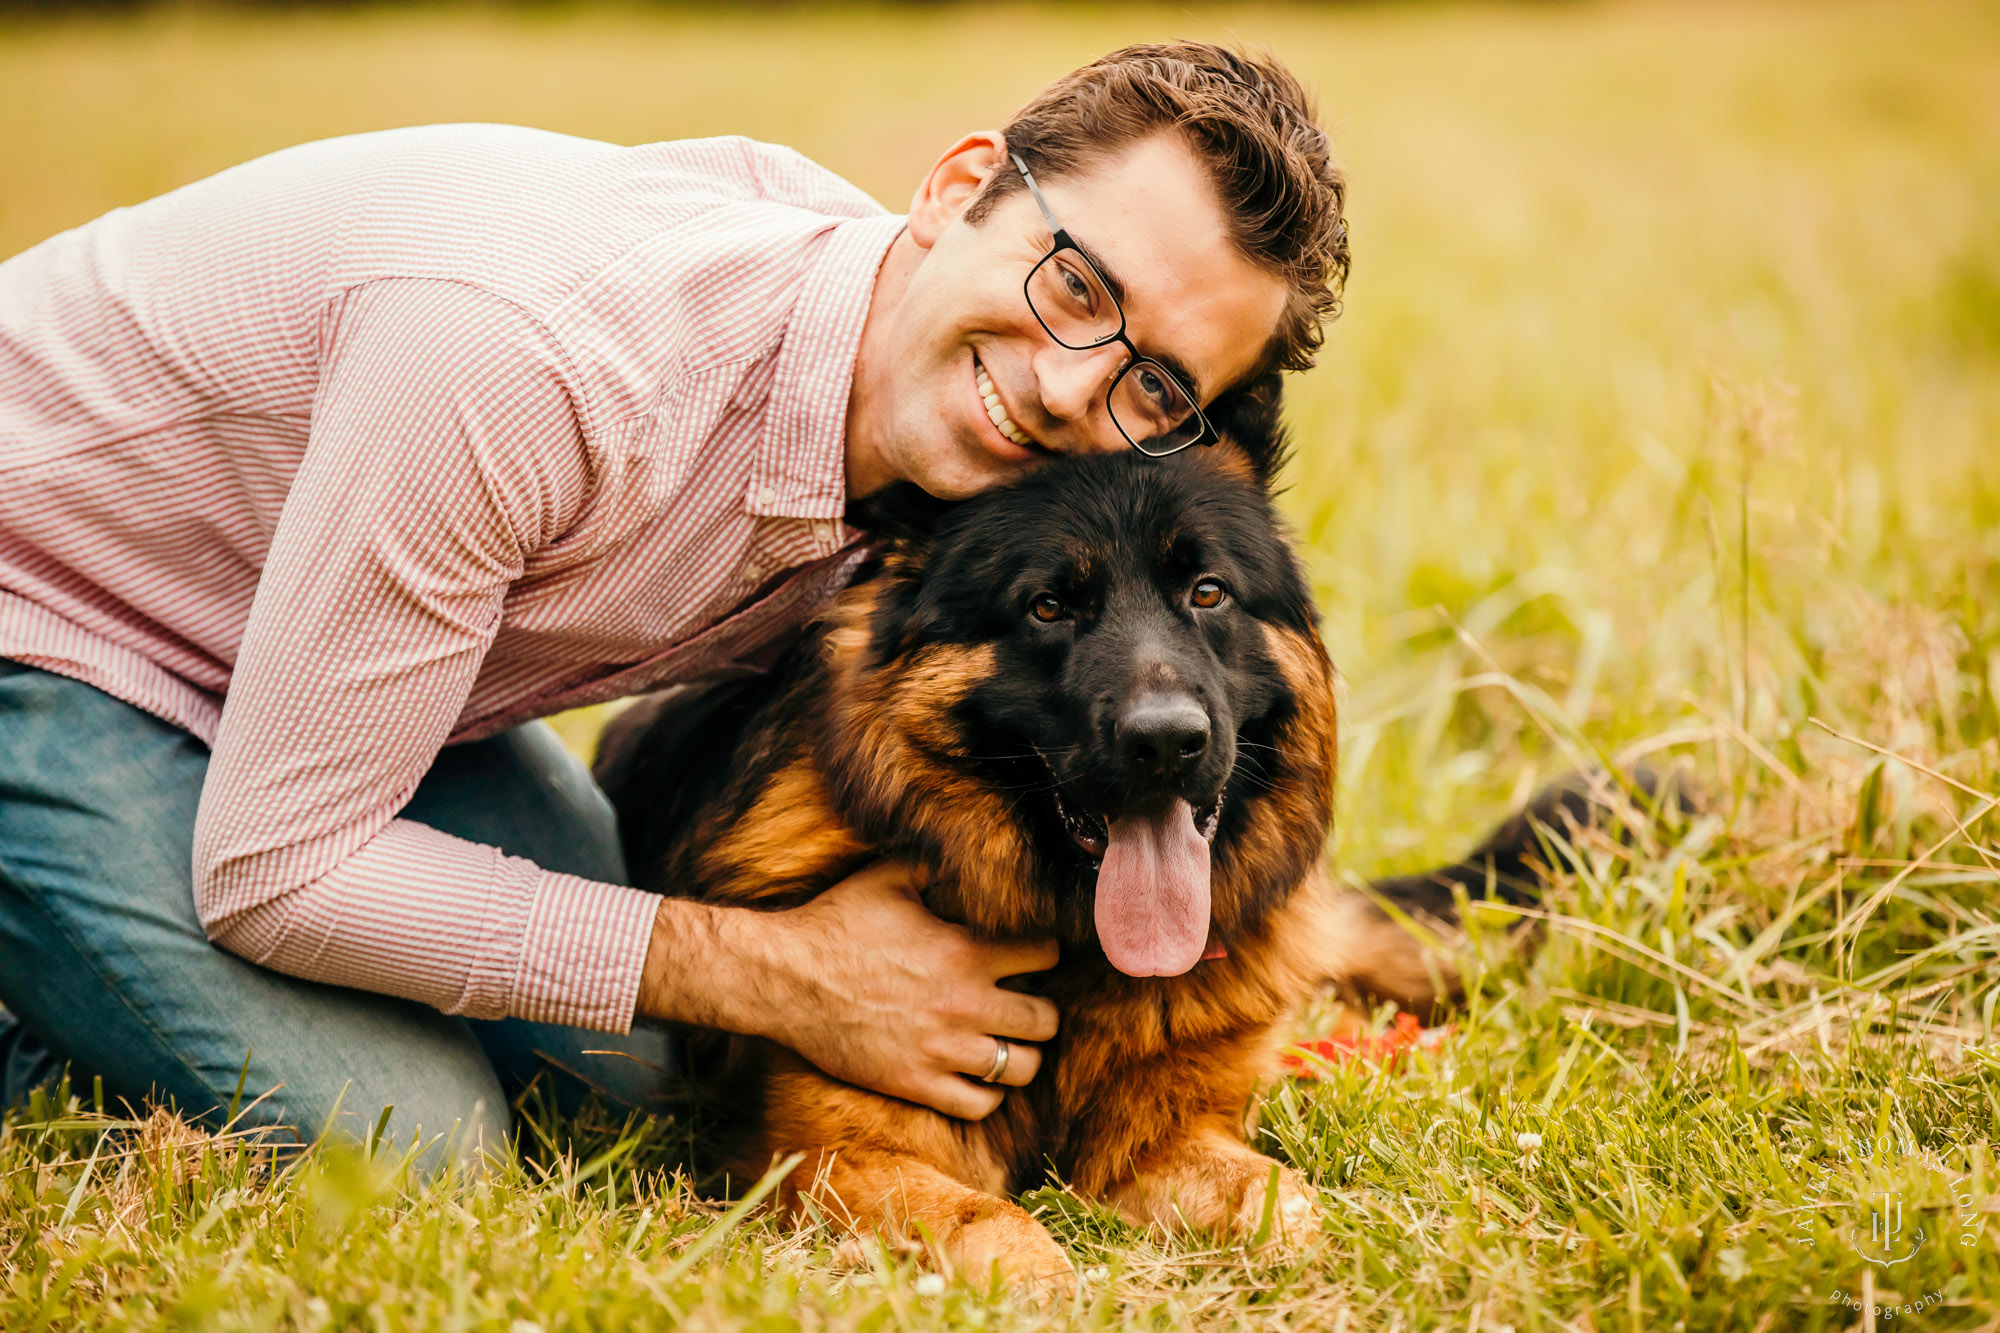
[{"x1": 826, "y1": 410, "x2": 1335, "y2": 975}]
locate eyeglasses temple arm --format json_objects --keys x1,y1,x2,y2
[{"x1": 1010, "y1": 153, "x2": 1067, "y2": 240}]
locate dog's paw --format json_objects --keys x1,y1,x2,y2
[
  {"x1": 949, "y1": 1203, "x2": 1079, "y2": 1302},
  {"x1": 1227, "y1": 1161, "x2": 1321, "y2": 1248},
  {"x1": 1108, "y1": 1143, "x2": 1321, "y2": 1247}
]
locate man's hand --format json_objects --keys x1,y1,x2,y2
[{"x1": 635, "y1": 862, "x2": 1059, "y2": 1119}]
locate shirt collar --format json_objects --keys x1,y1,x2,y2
[{"x1": 747, "y1": 213, "x2": 906, "y2": 522}]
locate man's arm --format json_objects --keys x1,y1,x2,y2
[{"x1": 193, "y1": 276, "x2": 657, "y2": 1031}]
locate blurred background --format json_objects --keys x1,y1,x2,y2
[{"x1": 3, "y1": 0, "x2": 1996, "y2": 876}]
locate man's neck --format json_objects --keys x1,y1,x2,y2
[{"x1": 843, "y1": 227, "x2": 922, "y2": 502}]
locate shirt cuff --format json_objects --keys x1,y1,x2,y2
[{"x1": 511, "y1": 872, "x2": 660, "y2": 1032}]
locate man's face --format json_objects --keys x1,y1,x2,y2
[{"x1": 853, "y1": 133, "x2": 1291, "y2": 501}]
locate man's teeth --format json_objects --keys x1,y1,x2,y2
[{"x1": 976, "y1": 362, "x2": 1036, "y2": 450}]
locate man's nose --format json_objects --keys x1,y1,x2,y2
[{"x1": 1032, "y1": 343, "x2": 1126, "y2": 438}]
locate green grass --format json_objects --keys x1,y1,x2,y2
[{"x1": 5, "y1": 1, "x2": 2000, "y2": 1327}]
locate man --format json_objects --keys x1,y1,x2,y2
[{"x1": 0, "y1": 42, "x2": 1348, "y2": 1165}]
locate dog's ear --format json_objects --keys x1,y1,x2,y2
[
  {"x1": 843, "y1": 483, "x2": 958, "y2": 664},
  {"x1": 844, "y1": 482, "x2": 954, "y2": 552},
  {"x1": 1204, "y1": 372, "x2": 1292, "y2": 487}
]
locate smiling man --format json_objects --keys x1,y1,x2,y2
[{"x1": 0, "y1": 43, "x2": 1348, "y2": 1164}]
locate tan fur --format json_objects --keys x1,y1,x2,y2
[{"x1": 705, "y1": 760, "x2": 866, "y2": 898}]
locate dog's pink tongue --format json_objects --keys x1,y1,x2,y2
[{"x1": 1095, "y1": 799, "x2": 1211, "y2": 977}]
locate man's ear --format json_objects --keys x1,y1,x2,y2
[{"x1": 907, "y1": 131, "x2": 1008, "y2": 250}]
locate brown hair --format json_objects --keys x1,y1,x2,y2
[{"x1": 966, "y1": 42, "x2": 1349, "y2": 381}]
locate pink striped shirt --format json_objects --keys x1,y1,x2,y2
[{"x1": 0, "y1": 124, "x2": 902, "y2": 1032}]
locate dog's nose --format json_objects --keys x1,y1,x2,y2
[{"x1": 1116, "y1": 694, "x2": 1211, "y2": 784}]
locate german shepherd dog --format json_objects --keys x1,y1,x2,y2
[{"x1": 593, "y1": 403, "x2": 1625, "y2": 1290}]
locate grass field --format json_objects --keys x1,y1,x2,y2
[{"x1": 6, "y1": 1, "x2": 2000, "y2": 1328}]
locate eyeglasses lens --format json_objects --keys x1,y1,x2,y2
[
  {"x1": 1025, "y1": 251, "x2": 1121, "y2": 349},
  {"x1": 1025, "y1": 248, "x2": 1205, "y2": 455},
  {"x1": 1111, "y1": 363, "x2": 1200, "y2": 454}
]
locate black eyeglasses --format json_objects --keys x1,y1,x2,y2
[{"x1": 1012, "y1": 154, "x2": 1211, "y2": 457}]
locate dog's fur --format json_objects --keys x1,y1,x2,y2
[{"x1": 593, "y1": 407, "x2": 1635, "y2": 1289}]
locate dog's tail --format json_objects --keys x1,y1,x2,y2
[{"x1": 1323, "y1": 768, "x2": 1690, "y2": 1015}]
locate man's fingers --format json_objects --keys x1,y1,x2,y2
[
  {"x1": 944, "y1": 1033, "x2": 1044, "y2": 1089},
  {"x1": 984, "y1": 992, "x2": 1059, "y2": 1044},
  {"x1": 991, "y1": 1039, "x2": 1041, "y2": 1088},
  {"x1": 982, "y1": 936, "x2": 1060, "y2": 979},
  {"x1": 912, "y1": 1075, "x2": 1004, "y2": 1122}
]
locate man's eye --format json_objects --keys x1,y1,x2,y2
[
  {"x1": 1190, "y1": 578, "x2": 1228, "y2": 610},
  {"x1": 1135, "y1": 367, "x2": 1170, "y2": 407},
  {"x1": 1029, "y1": 593, "x2": 1067, "y2": 623},
  {"x1": 1056, "y1": 260, "x2": 1096, "y2": 310}
]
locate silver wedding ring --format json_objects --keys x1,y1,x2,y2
[{"x1": 980, "y1": 1038, "x2": 1010, "y2": 1085}]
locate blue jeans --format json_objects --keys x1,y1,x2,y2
[{"x1": 0, "y1": 661, "x2": 678, "y2": 1168}]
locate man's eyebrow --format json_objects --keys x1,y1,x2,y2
[
  {"x1": 1067, "y1": 235, "x2": 1207, "y2": 404},
  {"x1": 1146, "y1": 350, "x2": 1204, "y2": 406},
  {"x1": 1067, "y1": 235, "x2": 1129, "y2": 308}
]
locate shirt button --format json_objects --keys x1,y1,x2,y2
[
  {"x1": 755, "y1": 485, "x2": 777, "y2": 508},
  {"x1": 812, "y1": 520, "x2": 837, "y2": 546},
  {"x1": 741, "y1": 562, "x2": 764, "y2": 585}
]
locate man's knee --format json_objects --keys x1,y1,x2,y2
[
  {"x1": 183, "y1": 1018, "x2": 517, "y2": 1180},
  {"x1": 305, "y1": 1076, "x2": 513, "y2": 1179}
]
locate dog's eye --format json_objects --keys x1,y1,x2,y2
[
  {"x1": 1029, "y1": 593, "x2": 1067, "y2": 623},
  {"x1": 1190, "y1": 578, "x2": 1229, "y2": 610}
]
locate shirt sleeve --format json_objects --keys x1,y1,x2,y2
[{"x1": 190, "y1": 277, "x2": 660, "y2": 1033}]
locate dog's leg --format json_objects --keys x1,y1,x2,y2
[
  {"x1": 793, "y1": 1148, "x2": 1077, "y2": 1296},
  {"x1": 1101, "y1": 1117, "x2": 1319, "y2": 1246},
  {"x1": 747, "y1": 1057, "x2": 1076, "y2": 1297}
]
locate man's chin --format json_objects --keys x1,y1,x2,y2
[{"x1": 915, "y1": 440, "x2": 1038, "y2": 501}]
